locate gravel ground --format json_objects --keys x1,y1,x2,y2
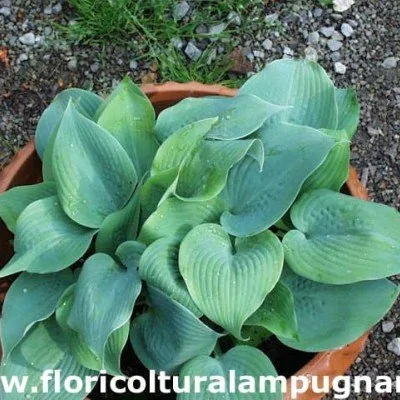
[{"x1": 0, "y1": 0, "x2": 399, "y2": 398}]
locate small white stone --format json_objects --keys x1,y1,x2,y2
[
  {"x1": 387, "y1": 338, "x2": 400, "y2": 356},
  {"x1": 264, "y1": 13, "x2": 279, "y2": 23},
  {"x1": 253, "y1": 50, "x2": 265, "y2": 59},
  {"x1": 17, "y1": 53, "x2": 28, "y2": 63},
  {"x1": 19, "y1": 32, "x2": 36, "y2": 46},
  {"x1": 382, "y1": 57, "x2": 398, "y2": 69},
  {"x1": 262, "y1": 39, "x2": 273, "y2": 51},
  {"x1": 308, "y1": 31, "x2": 320, "y2": 45},
  {"x1": 334, "y1": 62, "x2": 347, "y2": 74},
  {"x1": 320, "y1": 26, "x2": 335, "y2": 38},
  {"x1": 171, "y1": 37, "x2": 184, "y2": 50},
  {"x1": 173, "y1": 1, "x2": 190, "y2": 21},
  {"x1": 67, "y1": 58, "x2": 78, "y2": 71},
  {"x1": 382, "y1": 321, "x2": 395, "y2": 333},
  {"x1": 184, "y1": 42, "x2": 202, "y2": 61},
  {"x1": 0, "y1": 6, "x2": 10, "y2": 16},
  {"x1": 305, "y1": 46, "x2": 318, "y2": 62},
  {"x1": 129, "y1": 60, "x2": 138, "y2": 70},
  {"x1": 341, "y1": 23, "x2": 354, "y2": 37},
  {"x1": 327, "y1": 39, "x2": 343, "y2": 52},
  {"x1": 228, "y1": 11, "x2": 241, "y2": 26},
  {"x1": 283, "y1": 46, "x2": 294, "y2": 56}
]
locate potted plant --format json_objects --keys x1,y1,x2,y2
[{"x1": 0, "y1": 59, "x2": 399, "y2": 400}]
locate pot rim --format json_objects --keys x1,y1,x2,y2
[{"x1": 0, "y1": 82, "x2": 370, "y2": 400}]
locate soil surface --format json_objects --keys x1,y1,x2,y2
[{"x1": 0, "y1": 1, "x2": 399, "y2": 399}]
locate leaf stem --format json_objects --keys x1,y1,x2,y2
[{"x1": 213, "y1": 342, "x2": 223, "y2": 358}]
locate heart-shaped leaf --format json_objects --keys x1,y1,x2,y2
[
  {"x1": 278, "y1": 268, "x2": 400, "y2": 351},
  {"x1": 35, "y1": 88, "x2": 103, "y2": 159},
  {"x1": 239, "y1": 59, "x2": 338, "y2": 129},
  {"x1": 155, "y1": 94, "x2": 285, "y2": 142},
  {"x1": 152, "y1": 118, "x2": 217, "y2": 176},
  {"x1": 52, "y1": 103, "x2": 137, "y2": 229},
  {"x1": 0, "y1": 182, "x2": 56, "y2": 233},
  {"x1": 139, "y1": 236, "x2": 201, "y2": 316},
  {"x1": 116, "y1": 240, "x2": 146, "y2": 267},
  {"x1": 174, "y1": 139, "x2": 264, "y2": 202},
  {"x1": 138, "y1": 196, "x2": 224, "y2": 245},
  {"x1": 0, "y1": 196, "x2": 96, "y2": 278},
  {"x1": 335, "y1": 88, "x2": 360, "y2": 138},
  {"x1": 179, "y1": 224, "x2": 283, "y2": 339},
  {"x1": 301, "y1": 129, "x2": 350, "y2": 192},
  {"x1": 67, "y1": 252, "x2": 141, "y2": 361},
  {"x1": 95, "y1": 184, "x2": 141, "y2": 256},
  {"x1": 177, "y1": 346, "x2": 283, "y2": 400},
  {"x1": 130, "y1": 286, "x2": 221, "y2": 374},
  {"x1": 56, "y1": 284, "x2": 129, "y2": 375},
  {"x1": 0, "y1": 318, "x2": 97, "y2": 400},
  {"x1": 1, "y1": 270, "x2": 75, "y2": 360},
  {"x1": 97, "y1": 76, "x2": 159, "y2": 178},
  {"x1": 220, "y1": 122, "x2": 337, "y2": 237},
  {"x1": 283, "y1": 189, "x2": 400, "y2": 284},
  {"x1": 245, "y1": 281, "x2": 298, "y2": 340}
]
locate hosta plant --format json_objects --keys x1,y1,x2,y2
[{"x1": 0, "y1": 59, "x2": 399, "y2": 399}]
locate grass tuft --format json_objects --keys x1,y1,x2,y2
[{"x1": 64, "y1": 0, "x2": 266, "y2": 85}]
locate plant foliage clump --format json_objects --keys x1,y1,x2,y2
[{"x1": 0, "y1": 59, "x2": 399, "y2": 399}]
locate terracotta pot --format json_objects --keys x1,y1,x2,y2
[{"x1": 0, "y1": 82, "x2": 369, "y2": 400}]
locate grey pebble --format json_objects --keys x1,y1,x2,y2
[
  {"x1": 17, "y1": 53, "x2": 28, "y2": 64},
  {"x1": 320, "y1": 26, "x2": 335, "y2": 38},
  {"x1": 283, "y1": 46, "x2": 294, "y2": 56},
  {"x1": 173, "y1": 1, "x2": 190, "y2": 21},
  {"x1": 0, "y1": 6, "x2": 10, "y2": 16},
  {"x1": 262, "y1": 38, "x2": 273, "y2": 51},
  {"x1": 341, "y1": 23, "x2": 354, "y2": 37},
  {"x1": 334, "y1": 61, "x2": 347, "y2": 74},
  {"x1": 331, "y1": 51, "x2": 342, "y2": 62},
  {"x1": 90, "y1": 62, "x2": 100, "y2": 73},
  {"x1": 129, "y1": 60, "x2": 138, "y2": 70},
  {"x1": 228, "y1": 11, "x2": 241, "y2": 26},
  {"x1": 19, "y1": 32, "x2": 36, "y2": 46},
  {"x1": 327, "y1": 39, "x2": 343, "y2": 51},
  {"x1": 253, "y1": 50, "x2": 265, "y2": 59},
  {"x1": 388, "y1": 338, "x2": 400, "y2": 356},
  {"x1": 308, "y1": 31, "x2": 320, "y2": 45},
  {"x1": 313, "y1": 8, "x2": 323, "y2": 18},
  {"x1": 383, "y1": 321, "x2": 395, "y2": 333},
  {"x1": 265, "y1": 13, "x2": 279, "y2": 23},
  {"x1": 184, "y1": 42, "x2": 202, "y2": 61},
  {"x1": 171, "y1": 37, "x2": 184, "y2": 50},
  {"x1": 67, "y1": 58, "x2": 78, "y2": 71},
  {"x1": 304, "y1": 46, "x2": 318, "y2": 62},
  {"x1": 382, "y1": 57, "x2": 398, "y2": 69},
  {"x1": 52, "y1": 3, "x2": 62, "y2": 14}
]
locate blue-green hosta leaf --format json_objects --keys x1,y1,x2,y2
[
  {"x1": 95, "y1": 184, "x2": 141, "y2": 256},
  {"x1": 177, "y1": 346, "x2": 282, "y2": 400},
  {"x1": 52, "y1": 104, "x2": 137, "y2": 229},
  {"x1": 174, "y1": 139, "x2": 264, "y2": 202},
  {"x1": 151, "y1": 118, "x2": 217, "y2": 176},
  {"x1": 139, "y1": 236, "x2": 201, "y2": 316},
  {"x1": 42, "y1": 127, "x2": 58, "y2": 181},
  {"x1": 179, "y1": 224, "x2": 284, "y2": 339},
  {"x1": 56, "y1": 285, "x2": 129, "y2": 376},
  {"x1": 245, "y1": 281, "x2": 298, "y2": 340},
  {"x1": 301, "y1": 129, "x2": 350, "y2": 192},
  {"x1": 283, "y1": 189, "x2": 400, "y2": 284},
  {"x1": 335, "y1": 88, "x2": 360, "y2": 139},
  {"x1": 97, "y1": 76, "x2": 158, "y2": 178},
  {"x1": 0, "y1": 318, "x2": 97, "y2": 400},
  {"x1": 130, "y1": 286, "x2": 221, "y2": 374},
  {"x1": 35, "y1": 88, "x2": 103, "y2": 159},
  {"x1": 0, "y1": 197, "x2": 96, "y2": 278},
  {"x1": 0, "y1": 182, "x2": 56, "y2": 233},
  {"x1": 220, "y1": 122, "x2": 337, "y2": 237},
  {"x1": 237, "y1": 326, "x2": 273, "y2": 347},
  {"x1": 116, "y1": 240, "x2": 146, "y2": 267},
  {"x1": 239, "y1": 59, "x2": 338, "y2": 129},
  {"x1": 140, "y1": 169, "x2": 177, "y2": 221},
  {"x1": 278, "y1": 268, "x2": 400, "y2": 352},
  {"x1": 67, "y1": 253, "x2": 141, "y2": 361},
  {"x1": 155, "y1": 94, "x2": 285, "y2": 142},
  {"x1": 138, "y1": 197, "x2": 225, "y2": 245},
  {"x1": 1, "y1": 270, "x2": 74, "y2": 360}
]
